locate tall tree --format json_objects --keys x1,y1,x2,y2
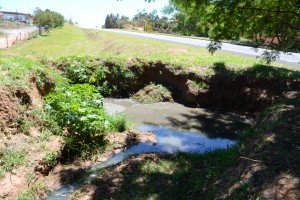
[{"x1": 34, "y1": 9, "x2": 64, "y2": 35}]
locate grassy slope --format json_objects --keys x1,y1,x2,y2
[{"x1": 9, "y1": 25, "x2": 298, "y2": 73}]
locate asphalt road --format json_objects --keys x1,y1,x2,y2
[{"x1": 103, "y1": 29, "x2": 300, "y2": 66}]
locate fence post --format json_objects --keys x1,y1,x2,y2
[
  {"x1": 6, "y1": 36, "x2": 8, "y2": 48},
  {"x1": 20, "y1": 32, "x2": 22, "y2": 42}
]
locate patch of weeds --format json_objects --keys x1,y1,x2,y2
[
  {"x1": 0, "y1": 148, "x2": 26, "y2": 172},
  {"x1": 43, "y1": 151, "x2": 58, "y2": 168},
  {"x1": 109, "y1": 114, "x2": 130, "y2": 132},
  {"x1": 16, "y1": 116, "x2": 33, "y2": 135},
  {"x1": 39, "y1": 129, "x2": 53, "y2": 142},
  {"x1": 35, "y1": 69, "x2": 55, "y2": 95},
  {"x1": 189, "y1": 80, "x2": 209, "y2": 90},
  {"x1": 15, "y1": 191, "x2": 33, "y2": 200},
  {"x1": 230, "y1": 183, "x2": 252, "y2": 200},
  {"x1": 26, "y1": 172, "x2": 37, "y2": 185},
  {"x1": 15, "y1": 182, "x2": 48, "y2": 200},
  {"x1": 142, "y1": 159, "x2": 175, "y2": 174},
  {"x1": 28, "y1": 108, "x2": 61, "y2": 135},
  {"x1": 0, "y1": 168, "x2": 5, "y2": 179}
]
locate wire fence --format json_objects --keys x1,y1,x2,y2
[{"x1": 0, "y1": 29, "x2": 39, "y2": 49}]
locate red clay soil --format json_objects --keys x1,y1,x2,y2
[
  {"x1": 0, "y1": 82, "x2": 61, "y2": 199},
  {"x1": 0, "y1": 88, "x2": 20, "y2": 134}
]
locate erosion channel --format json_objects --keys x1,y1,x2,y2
[{"x1": 46, "y1": 98, "x2": 252, "y2": 199}]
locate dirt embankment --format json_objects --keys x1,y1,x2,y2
[
  {"x1": 0, "y1": 77, "x2": 59, "y2": 198},
  {"x1": 102, "y1": 60, "x2": 299, "y2": 112}
]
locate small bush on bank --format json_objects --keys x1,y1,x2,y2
[
  {"x1": 109, "y1": 114, "x2": 129, "y2": 132},
  {"x1": 45, "y1": 83, "x2": 129, "y2": 158},
  {"x1": 132, "y1": 83, "x2": 174, "y2": 103}
]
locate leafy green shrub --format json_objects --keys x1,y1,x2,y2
[
  {"x1": 46, "y1": 84, "x2": 108, "y2": 134},
  {"x1": 57, "y1": 56, "x2": 104, "y2": 83},
  {"x1": 56, "y1": 56, "x2": 138, "y2": 97},
  {"x1": 45, "y1": 83, "x2": 129, "y2": 157}
]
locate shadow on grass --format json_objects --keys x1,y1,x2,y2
[
  {"x1": 212, "y1": 62, "x2": 300, "y2": 79},
  {"x1": 84, "y1": 150, "x2": 238, "y2": 200},
  {"x1": 214, "y1": 96, "x2": 300, "y2": 199}
]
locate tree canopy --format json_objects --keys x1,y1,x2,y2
[
  {"x1": 172, "y1": 0, "x2": 300, "y2": 52},
  {"x1": 104, "y1": 11, "x2": 174, "y2": 33},
  {"x1": 34, "y1": 9, "x2": 64, "y2": 34}
]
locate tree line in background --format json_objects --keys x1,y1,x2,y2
[
  {"x1": 114, "y1": 0, "x2": 299, "y2": 58},
  {"x1": 33, "y1": 8, "x2": 64, "y2": 35},
  {"x1": 104, "y1": 8, "x2": 209, "y2": 36},
  {"x1": 104, "y1": 10, "x2": 175, "y2": 34}
]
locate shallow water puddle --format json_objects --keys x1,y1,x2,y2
[{"x1": 46, "y1": 99, "x2": 250, "y2": 199}]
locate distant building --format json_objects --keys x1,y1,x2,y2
[{"x1": 0, "y1": 11, "x2": 33, "y2": 26}]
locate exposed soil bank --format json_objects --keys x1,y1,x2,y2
[
  {"x1": 98, "y1": 60, "x2": 300, "y2": 112},
  {"x1": 137, "y1": 64, "x2": 298, "y2": 111}
]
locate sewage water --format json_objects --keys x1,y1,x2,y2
[{"x1": 46, "y1": 99, "x2": 251, "y2": 199}]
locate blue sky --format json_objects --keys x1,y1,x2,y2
[{"x1": 0, "y1": 0, "x2": 169, "y2": 28}]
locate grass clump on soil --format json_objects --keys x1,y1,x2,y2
[
  {"x1": 0, "y1": 148, "x2": 26, "y2": 173},
  {"x1": 15, "y1": 182, "x2": 48, "y2": 200},
  {"x1": 132, "y1": 83, "x2": 174, "y2": 103}
]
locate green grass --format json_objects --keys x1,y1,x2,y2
[
  {"x1": 0, "y1": 55, "x2": 61, "y2": 90},
  {"x1": 15, "y1": 182, "x2": 48, "y2": 200},
  {"x1": 8, "y1": 25, "x2": 298, "y2": 73},
  {"x1": 0, "y1": 148, "x2": 26, "y2": 173}
]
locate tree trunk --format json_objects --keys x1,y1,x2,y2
[{"x1": 39, "y1": 26, "x2": 42, "y2": 35}]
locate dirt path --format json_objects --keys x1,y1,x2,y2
[{"x1": 0, "y1": 27, "x2": 38, "y2": 48}]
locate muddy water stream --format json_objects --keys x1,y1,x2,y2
[{"x1": 46, "y1": 99, "x2": 251, "y2": 199}]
